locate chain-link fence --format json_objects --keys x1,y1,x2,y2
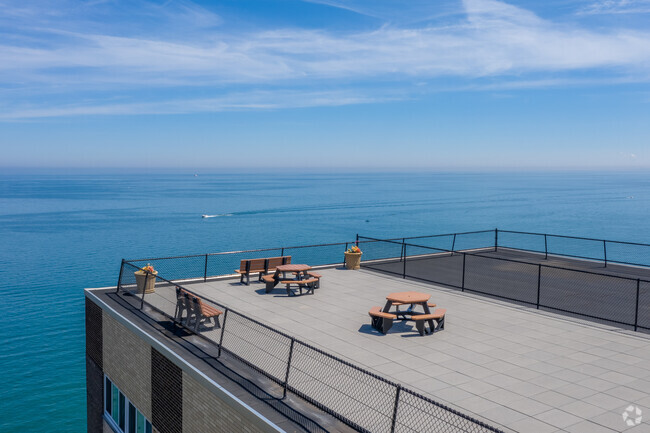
[
  {"x1": 463, "y1": 255, "x2": 539, "y2": 305},
  {"x1": 116, "y1": 253, "x2": 504, "y2": 433},
  {"x1": 114, "y1": 230, "x2": 650, "y2": 433},
  {"x1": 358, "y1": 230, "x2": 650, "y2": 333},
  {"x1": 395, "y1": 388, "x2": 502, "y2": 433}
]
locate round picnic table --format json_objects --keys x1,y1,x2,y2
[{"x1": 383, "y1": 291, "x2": 433, "y2": 316}]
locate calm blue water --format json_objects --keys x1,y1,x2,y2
[{"x1": 1, "y1": 171, "x2": 649, "y2": 432}]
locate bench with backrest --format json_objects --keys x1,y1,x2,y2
[
  {"x1": 174, "y1": 287, "x2": 223, "y2": 332},
  {"x1": 412, "y1": 308, "x2": 446, "y2": 336},
  {"x1": 368, "y1": 306, "x2": 397, "y2": 334},
  {"x1": 235, "y1": 256, "x2": 291, "y2": 285}
]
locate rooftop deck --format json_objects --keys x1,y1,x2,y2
[{"x1": 134, "y1": 262, "x2": 650, "y2": 433}]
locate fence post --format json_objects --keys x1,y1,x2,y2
[
  {"x1": 635, "y1": 279, "x2": 640, "y2": 332},
  {"x1": 494, "y1": 228, "x2": 498, "y2": 252},
  {"x1": 461, "y1": 253, "x2": 466, "y2": 291},
  {"x1": 204, "y1": 254, "x2": 208, "y2": 282},
  {"x1": 451, "y1": 233, "x2": 456, "y2": 255},
  {"x1": 283, "y1": 338, "x2": 295, "y2": 399},
  {"x1": 603, "y1": 240, "x2": 608, "y2": 267},
  {"x1": 400, "y1": 238, "x2": 405, "y2": 262},
  {"x1": 356, "y1": 233, "x2": 359, "y2": 246},
  {"x1": 402, "y1": 244, "x2": 407, "y2": 279},
  {"x1": 115, "y1": 259, "x2": 125, "y2": 293},
  {"x1": 217, "y1": 309, "x2": 228, "y2": 358},
  {"x1": 390, "y1": 385, "x2": 401, "y2": 433},
  {"x1": 281, "y1": 247, "x2": 284, "y2": 257},
  {"x1": 544, "y1": 234, "x2": 548, "y2": 260},
  {"x1": 536, "y1": 264, "x2": 542, "y2": 309},
  {"x1": 140, "y1": 272, "x2": 149, "y2": 309}
]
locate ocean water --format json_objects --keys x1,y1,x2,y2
[{"x1": 0, "y1": 170, "x2": 649, "y2": 432}]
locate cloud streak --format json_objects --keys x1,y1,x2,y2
[{"x1": 1, "y1": 0, "x2": 650, "y2": 118}]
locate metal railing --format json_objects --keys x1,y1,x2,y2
[
  {"x1": 359, "y1": 229, "x2": 650, "y2": 333},
  {"x1": 117, "y1": 241, "x2": 503, "y2": 433}
]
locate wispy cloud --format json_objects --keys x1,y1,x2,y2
[
  {"x1": 579, "y1": 0, "x2": 650, "y2": 15},
  {"x1": 0, "y1": 89, "x2": 398, "y2": 120},
  {"x1": 1, "y1": 0, "x2": 650, "y2": 118}
]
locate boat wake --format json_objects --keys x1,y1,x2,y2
[{"x1": 202, "y1": 214, "x2": 233, "y2": 218}]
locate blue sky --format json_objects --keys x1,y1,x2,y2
[{"x1": 1, "y1": 0, "x2": 649, "y2": 169}]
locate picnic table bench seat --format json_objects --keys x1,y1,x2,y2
[
  {"x1": 412, "y1": 308, "x2": 446, "y2": 335},
  {"x1": 292, "y1": 271, "x2": 322, "y2": 288},
  {"x1": 235, "y1": 256, "x2": 291, "y2": 285},
  {"x1": 368, "y1": 306, "x2": 397, "y2": 334},
  {"x1": 281, "y1": 278, "x2": 319, "y2": 296}
]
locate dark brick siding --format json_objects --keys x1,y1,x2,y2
[
  {"x1": 86, "y1": 356, "x2": 104, "y2": 433},
  {"x1": 85, "y1": 297, "x2": 103, "y2": 369},
  {"x1": 152, "y1": 348, "x2": 183, "y2": 433}
]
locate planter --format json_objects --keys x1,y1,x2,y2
[
  {"x1": 344, "y1": 252, "x2": 362, "y2": 270},
  {"x1": 134, "y1": 270, "x2": 158, "y2": 294}
]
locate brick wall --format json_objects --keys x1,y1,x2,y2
[
  {"x1": 86, "y1": 298, "x2": 103, "y2": 369},
  {"x1": 86, "y1": 298, "x2": 104, "y2": 433},
  {"x1": 182, "y1": 372, "x2": 266, "y2": 433},
  {"x1": 86, "y1": 355, "x2": 104, "y2": 433},
  {"x1": 88, "y1": 293, "x2": 278, "y2": 433},
  {"x1": 102, "y1": 312, "x2": 152, "y2": 419},
  {"x1": 152, "y1": 348, "x2": 183, "y2": 433}
]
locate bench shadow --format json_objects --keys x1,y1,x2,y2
[{"x1": 358, "y1": 324, "x2": 384, "y2": 335}]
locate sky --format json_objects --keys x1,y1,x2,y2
[{"x1": 1, "y1": 0, "x2": 650, "y2": 169}]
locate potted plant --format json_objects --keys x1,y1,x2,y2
[
  {"x1": 344, "y1": 245, "x2": 362, "y2": 270},
  {"x1": 134, "y1": 264, "x2": 158, "y2": 294}
]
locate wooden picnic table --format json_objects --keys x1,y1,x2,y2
[
  {"x1": 275, "y1": 264, "x2": 311, "y2": 280},
  {"x1": 382, "y1": 291, "x2": 433, "y2": 317}
]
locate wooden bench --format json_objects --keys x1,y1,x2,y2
[
  {"x1": 175, "y1": 287, "x2": 223, "y2": 332},
  {"x1": 235, "y1": 256, "x2": 291, "y2": 285},
  {"x1": 412, "y1": 308, "x2": 446, "y2": 336},
  {"x1": 281, "y1": 278, "x2": 319, "y2": 296},
  {"x1": 368, "y1": 306, "x2": 397, "y2": 334}
]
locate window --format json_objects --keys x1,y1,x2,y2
[{"x1": 104, "y1": 375, "x2": 154, "y2": 433}]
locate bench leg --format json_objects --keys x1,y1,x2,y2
[
  {"x1": 245, "y1": 274, "x2": 250, "y2": 285},
  {"x1": 415, "y1": 320, "x2": 426, "y2": 336},
  {"x1": 213, "y1": 316, "x2": 221, "y2": 329},
  {"x1": 194, "y1": 315, "x2": 202, "y2": 332},
  {"x1": 433, "y1": 316, "x2": 445, "y2": 332},
  {"x1": 286, "y1": 284, "x2": 294, "y2": 296},
  {"x1": 371, "y1": 316, "x2": 381, "y2": 331},
  {"x1": 381, "y1": 318, "x2": 393, "y2": 334},
  {"x1": 265, "y1": 281, "x2": 275, "y2": 293}
]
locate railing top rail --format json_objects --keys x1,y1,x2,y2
[
  {"x1": 358, "y1": 229, "x2": 495, "y2": 243},
  {"x1": 357, "y1": 235, "x2": 650, "y2": 283},
  {"x1": 126, "y1": 240, "x2": 355, "y2": 262},
  {"x1": 499, "y1": 229, "x2": 650, "y2": 248}
]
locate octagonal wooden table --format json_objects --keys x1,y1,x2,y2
[
  {"x1": 275, "y1": 264, "x2": 311, "y2": 280},
  {"x1": 383, "y1": 291, "x2": 433, "y2": 316}
]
